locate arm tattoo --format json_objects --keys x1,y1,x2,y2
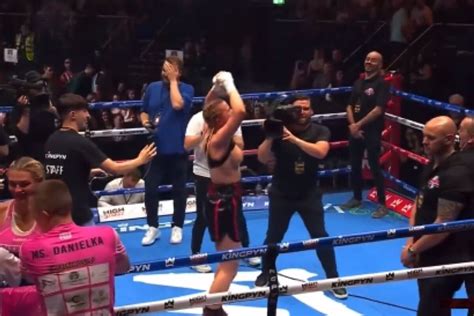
[{"x1": 437, "y1": 198, "x2": 463, "y2": 222}]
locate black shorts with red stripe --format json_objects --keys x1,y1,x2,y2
[{"x1": 205, "y1": 182, "x2": 243, "y2": 243}]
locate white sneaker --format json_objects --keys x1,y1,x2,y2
[
  {"x1": 190, "y1": 264, "x2": 212, "y2": 273},
  {"x1": 245, "y1": 257, "x2": 262, "y2": 267},
  {"x1": 170, "y1": 226, "x2": 183, "y2": 244},
  {"x1": 141, "y1": 227, "x2": 160, "y2": 246}
]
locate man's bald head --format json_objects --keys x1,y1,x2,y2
[
  {"x1": 459, "y1": 116, "x2": 474, "y2": 150},
  {"x1": 448, "y1": 93, "x2": 465, "y2": 106},
  {"x1": 364, "y1": 51, "x2": 383, "y2": 76},
  {"x1": 367, "y1": 51, "x2": 383, "y2": 64},
  {"x1": 425, "y1": 116, "x2": 457, "y2": 136},
  {"x1": 422, "y1": 116, "x2": 457, "y2": 157}
]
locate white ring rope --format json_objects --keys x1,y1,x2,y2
[
  {"x1": 384, "y1": 113, "x2": 425, "y2": 131},
  {"x1": 114, "y1": 261, "x2": 474, "y2": 315},
  {"x1": 80, "y1": 112, "x2": 430, "y2": 139},
  {"x1": 80, "y1": 113, "x2": 348, "y2": 138}
]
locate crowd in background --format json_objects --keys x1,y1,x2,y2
[{"x1": 0, "y1": 0, "x2": 472, "y2": 191}]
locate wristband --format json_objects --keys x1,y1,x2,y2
[{"x1": 407, "y1": 246, "x2": 417, "y2": 256}]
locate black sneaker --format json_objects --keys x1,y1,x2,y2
[
  {"x1": 331, "y1": 287, "x2": 348, "y2": 299},
  {"x1": 203, "y1": 307, "x2": 228, "y2": 316},
  {"x1": 254, "y1": 272, "x2": 269, "y2": 287},
  {"x1": 340, "y1": 198, "x2": 362, "y2": 210},
  {"x1": 371, "y1": 206, "x2": 389, "y2": 219}
]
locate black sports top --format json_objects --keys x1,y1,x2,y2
[{"x1": 208, "y1": 140, "x2": 236, "y2": 169}]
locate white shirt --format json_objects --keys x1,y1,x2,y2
[
  {"x1": 0, "y1": 247, "x2": 20, "y2": 287},
  {"x1": 390, "y1": 8, "x2": 408, "y2": 43},
  {"x1": 185, "y1": 111, "x2": 242, "y2": 178},
  {"x1": 97, "y1": 178, "x2": 145, "y2": 207}
]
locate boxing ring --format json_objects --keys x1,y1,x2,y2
[{"x1": 3, "y1": 74, "x2": 474, "y2": 315}]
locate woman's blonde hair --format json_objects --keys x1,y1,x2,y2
[
  {"x1": 8, "y1": 157, "x2": 45, "y2": 182},
  {"x1": 202, "y1": 98, "x2": 226, "y2": 129}
]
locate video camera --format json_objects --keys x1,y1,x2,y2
[
  {"x1": 8, "y1": 71, "x2": 50, "y2": 109},
  {"x1": 263, "y1": 104, "x2": 302, "y2": 139}
]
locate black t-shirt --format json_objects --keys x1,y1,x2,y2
[
  {"x1": 44, "y1": 130, "x2": 108, "y2": 225},
  {"x1": 349, "y1": 75, "x2": 389, "y2": 133},
  {"x1": 10, "y1": 106, "x2": 58, "y2": 162},
  {"x1": 457, "y1": 148, "x2": 474, "y2": 255},
  {"x1": 0, "y1": 125, "x2": 9, "y2": 147},
  {"x1": 271, "y1": 123, "x2": 330, "y2": 197},
  {"x1": 415, "y1": 152, "x2": 474, "y2": 264}
]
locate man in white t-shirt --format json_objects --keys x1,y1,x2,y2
[
  {"x1": 185, "y1": 110, "x2": 260, "y2": 273},
  {"x1": 98, "y1": 169, "x2": 145, "y2": 207}
]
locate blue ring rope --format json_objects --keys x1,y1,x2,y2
[
  {"x1": 93, "y1": 167, "x2": 351, "y2": 197},
  {"x1": 128, "y1": 219, "x2": 474, "y2": 272}
]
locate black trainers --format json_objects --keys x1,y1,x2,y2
[
  {"x1": 254, "y1": 272, "x2": 269, "y2": 287},
  {"x1": 203, "y1": 307, "x2": 228, "y2": 316},
  {"x1": 371, "y1": 205, "x2": 389, "y2": 219},
  {"x1": 340, "y1": 198, "x2": 362, "y2": 210},
  {"x1": 331, "y1": 287, "x2": 348, "y2": 299}
]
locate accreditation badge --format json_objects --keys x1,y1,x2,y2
[
  {"x1": 416, "y1": 194, "x2": 423, "y2": 209},
  {"x1": 354, "y1": 104, "x2": 361, "y2": 113},
  {"x1": 294, "y1": 157, "x2": 305, "y2": 175}
]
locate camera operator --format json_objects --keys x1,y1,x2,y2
[
  {"x1": 9, "y1": 71, "x2": 58, "y2": 162},
  {"x1": 255, "y1": 95, "x2": 347, "y2": 299}
]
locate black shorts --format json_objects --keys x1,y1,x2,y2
[{"x1": 205, "y1": 182, "x2": 242, "y2": 242}]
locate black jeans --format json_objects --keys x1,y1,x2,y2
[
  {"x1": 417, "y1": 275, "x2": 464, "y2": 316},
  {"x1": 349, "y1": 133, "x2": 385, "y2": 204},
  {"x1": 191, "y1": 174, "x2": 250, "y2": 254},
  {"x1": 144, "y1": 154, "x2": 188, "y2": 228},
  {"x1": 261, "y1": 186, "x2": 339, "y2": 278}
]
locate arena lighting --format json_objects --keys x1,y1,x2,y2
[{"x1": 273, "y1": 0, "x2": 285, "y2": 5}]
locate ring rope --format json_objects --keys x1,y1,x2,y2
[
  {"x1": 382, "y1": 171, "x2": 419, "y2": 195},
  {"x1": 88, "y1": 87, "x2": 353, "y2": 110},
  {"x1": 384, "y1": 113, "x2": 425, "y2": 131},
  {"x1": 382, "y1": 141, "x2": 429, "y2": 165},
  {"x1": 92, "y1": 168, "x2": 418, "y2": 224},
  {"x1": 392, "y1": 89, "x2": 474, "y2": 115},
  {"x1": 127, "y1": 219, "x2": 474, "y2": 273},
  {"x1": 93, "y1": 167, "x2": 351, "y2": 197},
  {"x1": 115, "y1": 261, "x2": 474, "y2": 315},
  {"x1": 80, "y1": 113, "x2": 348, "y2": 138},
  {"x1": 1, "y1": 86, "x2": 471, "y2": 117}
]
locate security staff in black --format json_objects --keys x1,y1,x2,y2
[
  {"x1": 341, "y1": 51, "x2": 390, "y2": 218},
  {"x1": 256, "y1": 95, "x2": 347, "y2": 299},
  {"x1": 401, "y1": 116, "x2": 474, "y2": 316},
  {"x1": 457, "y1": 115, "x2": 474, "y2": 315}
]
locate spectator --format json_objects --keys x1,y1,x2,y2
[
  {"x1": 410, "y1": 0, "x2": 433, "y2": 35},
  {"x1": 388, "y1": 0, "x2": 411, "y2": 60},
  {"x1": 140, "y1": 56, "x2": 194, "y2": 246},
  {"x1": 67, "y1": 63, "x2": 96, "y2": 98},
  {"x1": 312, "y1": 62, "x2": 334, "y2": 89},
  {"x1": 59, "y1": 58, "x2": 73, "y2": 89},
  {"x1": 116, "y1": 81, "x2": 127, "y2": 100},
  {"x1": 290, "y1": 60, "x2": 309, "y2": 90},
  {"x1": 98, "y1": 169, "x2": 145, "y2": 207},
  {"x1": 307, "y1": 48, "x2": 325, "y2": 79},
  {"x1": 20, "y1": 179, "x2": 131, "y2": 316},
  {"x1": 14, "y1": 22, "x2": 35, "y2": 75},
  {"x1": 447, "y1": 93, "x2": 465, "y2": 126},
  {"x1": 331, "y1": 48, "x2": 344, "y2": 72},
  {"x1": 0, "y1": 157, "x2": 44, "y2": 256},
  {"x1": 409, "y1": 53, "x2": 434, "y2": 97}
]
